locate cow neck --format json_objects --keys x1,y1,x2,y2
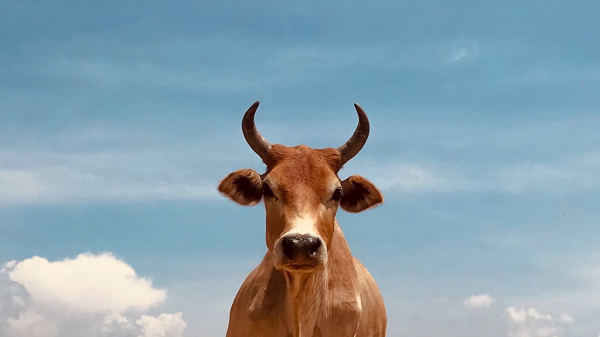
[
  {"x1": 282, "y1": 267, "x2": 326, "y2": 301},
  {"x1": 283, "y1": 267, "x2": 329, "y2": 337},
  {"x1": 281, "y1": 223, "x2": 349, "y2": 337}
]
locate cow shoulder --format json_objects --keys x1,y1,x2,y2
[
  {"x1": 230, "y1": 252, "x2": 287, "y2": 322},
  {"x1": 247, "y1": 266, "x2": 287, "y2": 322},
  {"x1": 227, "y1": 255, "x2": 290, "y2": 337}
]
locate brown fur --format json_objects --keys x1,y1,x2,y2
[
  {"x1": 218, "y1": 169, "x2": 263, "y2": 206},
  {"x1": 340, "y1": 175, "x2": 384, "y2": 213},
  {"x1": 218, "y1": 145, "x2": 386, "y2": 337}
]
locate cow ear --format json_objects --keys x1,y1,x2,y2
[
  {"x1": 340, "y1": 175, "x2": 384, "y2": 213},
  {"x1": 218, "y1": 169, "x2": 263, "y2": 206}
]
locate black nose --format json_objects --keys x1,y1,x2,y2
[{"x1": 281, "y1": 234, "x2": 322, "y2": 260}]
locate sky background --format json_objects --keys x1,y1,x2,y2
[{"x1": 1, "y1": 0, "x2": 600, "y2": 336}]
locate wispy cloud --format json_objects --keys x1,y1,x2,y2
[
  {"x1": 46, "y1": 55, "x2": 265, "y2": 94},
  {"x1": 446, "y1": 49, "x2": 468, "y2": 64},
  {"x1": 1, "y1": 35, "x2": 489, "y2": 100},
  {"x1": 0, "y1": 167, "x2": 219, "y2": 206},
  {"x1": 0, "y1": 128, "x2": 233, "y2": 206},
  {"x1": 9, "y1": 37, "x2": 371, "y2": 95},
  {"x1": 439, "y1": 38, "x2": 481, "y2": 65},
  {"x1": 356, "y1": 150, "x2": 600, "y2": 196},
  {"x1": 3, "y1": 137, "x2": 600, "y2": 207},
  {"x1": 356, "y1": 162, "x2": 464, "y2": 193}
]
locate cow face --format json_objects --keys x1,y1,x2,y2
[{"x1": 217, "y1": 101, "x2": 383, "y2": 273}]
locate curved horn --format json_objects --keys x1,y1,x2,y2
[
  {"x1": 242, "y1": 101, "x2": 272, "y2": 162},
  {"x1": 337, "y1": 103, "x2": 370, "y2": 165}
]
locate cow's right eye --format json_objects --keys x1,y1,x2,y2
[
  {"x1": 331, "y1": 187, "x2": 343, "y2": 202},
  {"x1": 262, "y1": 183, "x2": 277, "y2": 200}
]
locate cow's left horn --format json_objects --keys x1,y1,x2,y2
[
  {"x1": 242, "y1": 101, "x2": 272, "y2": 163},
  {"x1": 337, "y1": 103, "x2": 370, "y2": 165}
]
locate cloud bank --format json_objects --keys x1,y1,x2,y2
[{"x1": 0, "y1": 253, "x2": 186, "y2": 337}]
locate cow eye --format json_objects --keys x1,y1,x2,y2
[
  {"x1": 331, "y1": 187, "x2": 343, "y2": 202},
  {"x1": 262, "y1": 183, "x2": 277, "y2": 200}
]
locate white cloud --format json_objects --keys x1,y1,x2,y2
[
  {"x1": 464, "y1": 294, "x2": 495, "y2": 309},
  {"x1": 8, "y1": 253, "x2": 166, "y2": 314},
  {"x1": 103, "y1": 313, "x2": 129, "y2": 325},
  {"x1": 101, "y1": 313, "x2": 130, "y2": 334},
  {"x1": 506, "y1": 307, "x2": 553, "y2": 323},
  {"x1": 507, "y1": 307, "x2": 527, "y2": 323},
  {"x1": 4, "y1": 309, "x2": 58, "y2": 337},
  {"x1": 526, "y1": 308, "x2": 553, "y2": 322},
  {"x1": 506, "y1": 307, "x2": 571, "y2": 337},
  {"x1": 0, "y1": 253, "x2": 186, "y2": 337},
  {"x1": 137, "y1": 312, "x2": 187, "y2": 337}
]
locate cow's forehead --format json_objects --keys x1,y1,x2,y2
[
  {"x1": 267, "y1": 144, "x2": 341, "y2": 168},
  {"x1": 265, "y1": 145, "x2": 341, "y2": 193}
]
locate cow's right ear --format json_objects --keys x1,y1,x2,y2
[{"x1": 218, "y1": 169, "x2": 263, "y2": 206}]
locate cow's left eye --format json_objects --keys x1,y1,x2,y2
[
  {"x1": 263, "y1": 183, "x2": 277, "y2": 200},
  {"x1": 331, "y1": 187, "x2": 343, "y2": 202}
]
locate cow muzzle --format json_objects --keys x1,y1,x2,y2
[{"x1": 274, "y1": 233, "x2": 326, "y2": 272}]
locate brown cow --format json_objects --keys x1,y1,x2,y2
[{"x1": 218, "y1": 101, "x2": 387, "y2": 337}]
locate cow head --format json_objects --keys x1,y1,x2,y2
[{"x1": 218, "y1": 101, "x2": 383, "y2": 273}]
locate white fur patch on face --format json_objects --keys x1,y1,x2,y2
[
  {"x1": 329, "y1": 179, "x2": 342, "y2": 192},
  {"x1": 284, "y1": 214, "x2": 320, "y2": 237},
  {"x1": 263, "y1": 176, "x2": 278, "y2": 191}
]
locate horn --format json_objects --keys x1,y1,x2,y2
[
  {"x1": 242, "y1": 101, "x2": 272, "y2": 162},
  {"x1": 337, "y1": 103, "x2": 370, "y2": 165}
]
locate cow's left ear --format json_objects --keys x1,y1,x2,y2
[
  {"x1": 340, "y1": 175, "x2": 384, "y2": 213},
  {"x1": 218, "y1": 169, "x2": 263, "y2": 206}
]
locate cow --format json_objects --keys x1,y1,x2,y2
[{"x1": 218, "y1": 101, "x2": 387, "y2": 337}]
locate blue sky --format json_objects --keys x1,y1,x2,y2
[{"x1": 1, "y1": 0, "x2": 600, "y2": 336}]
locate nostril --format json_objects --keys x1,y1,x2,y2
[
  {"x1": 282, "y1": 237, "x2": 296, "y2": 259},
  {"x1": 309, "y1": 239, "x2": 322, "y2": 257},
  {"x1": 280, "y1": 235, "x2": 322, "y2": 261}
]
